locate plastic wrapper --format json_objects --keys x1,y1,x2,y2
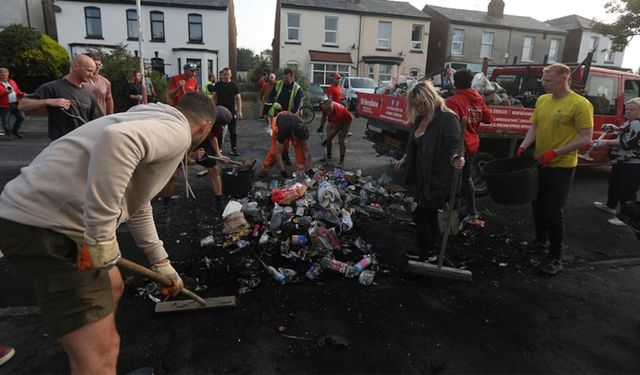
[
  {"x1": 317, "y1": 181, "x2": 342, "y2": 209},
  {"x1": 272, "y1": 183, "x2": 308, "y2": 205}
]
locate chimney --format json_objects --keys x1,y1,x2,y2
[{"x1": 487, "y1": 0, "x2": 505, "y2": 19}]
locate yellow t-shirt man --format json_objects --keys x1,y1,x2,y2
[{"x1": 530, "y1": 91, "x2": 594, "y2": 168}]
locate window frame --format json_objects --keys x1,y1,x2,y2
[
  {"x1": 188, "y1": 13, "x2": 203, "y2": 43},
  {"x1": 287, "y1": 13, "x2": 301, "y2": 42},
  {"x1": 522, "y1": 36, "x2": 534, "y2": 62},
  {"x1": 126, "y1": 9, "x2": 138, "y2": 41},
  {"x1": 378, "y1": 21, "x2": 391, "y2": 50},
  {"x1": 324, "y1": 16, "x2": 338, "y2": 46},
  {"x1": 311, "y1": 63, "x2": 350, "y2": 86},
  {"x1": 378, "y1": 64, "x2": 393, "y2": 82},
  {"x1": 451, "y1": 29, "x2": 464, "y2": 56},
  {"x1": 480, "y1": 31, "x2": 494, "y2": 59},
  {"x1": 548, "y1": 38, "x2": 560, "y2": 63},
  {"x1": 150, "y1": 10, "x2": 165, "y2": 42},
  {"x1": 411, "y1": 24, "x2": 423, "y2": 51},
  {"x1": 84, "y1": 6, "x2": 103, "y2": 39}
]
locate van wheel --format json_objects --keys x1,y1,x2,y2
[{"x1": 472, "y1": 152, "x2": 494, "y2": 197}]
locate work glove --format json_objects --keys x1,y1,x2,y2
[
  {"x1": 151, "y1": 260, "x2": 184, "y2": 296},
  {"x1": 515, "y1": 147, "x2": 526, "y2": 158},
  {"x1": 451, "y1": 154, "x2": 465, "y2": 170},
  {"x1": 306, "y1": 169, "x2": 315, "y2": 176},
  {"x1": 195, "y1": 154, "x2": 217, "y2": 168},
  {"x1": 538, "y1": 150, "x2": 558, "y2": 167},
  {"x1": 280, "y1": 170, "x2": 289, "y2": 179},
  {"x1": 76, "y1": 235, "x2": 121, "y2": 271}
]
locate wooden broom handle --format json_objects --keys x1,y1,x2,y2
[{"x1": 117, "y1": 258, "x2": 207, "y2": 306}]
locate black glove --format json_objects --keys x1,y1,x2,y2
[
  {"x1": 306, "y1": 169, "x2": 314, "y2": 176},
  {"x1": 316, "y1": 127, "x2": 323, "y2": 133},
  {"x1": 196, "y1": 154, "x2": 217, "y2": 168},
  {"x1": 6, "y1": 86, "x2": 12, "y2": 92},
  {"x1": 280, "y1": 170, "x2": 289, "y2": 179}
]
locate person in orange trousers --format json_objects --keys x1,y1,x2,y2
[{"x1": 259, "y1": 109, "x2": 312, "y2": 178}]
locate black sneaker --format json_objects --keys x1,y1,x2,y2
[
  {"x1": 537, "y1": 257, "x2": 563, "y2": 275},
  {"x1": 13, "y1": 132, "x2": 24, "y2": 139},
  {"x1": 523, "y1": 239, "x2": 548, "y2": 254},
  {"x1": 230, "y1": 148, "x2": 240, "y2": 157}
]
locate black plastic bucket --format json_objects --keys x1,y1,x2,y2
[
  {"x1": 222, "y1": 166, "x2": 254, "y2": 198},
  {"x1": 481, "y1": 157, "x2": 538, "y2": 205}
]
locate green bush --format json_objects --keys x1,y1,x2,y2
[
  {"x1": 247, "y1": 59, "x2": 272, "y2": 88},
  {"x1": 0, "y1": 24, "x2": 70, "y2": 92}
]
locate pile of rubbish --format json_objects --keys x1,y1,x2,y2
[{"x1": 139, "y1": 168, "x2": 417, "y2": 300}]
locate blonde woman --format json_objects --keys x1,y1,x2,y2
[{"x1": 395, "y1": 81, "x2": 465, "y2": 262}]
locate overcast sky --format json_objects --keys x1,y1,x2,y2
[{"x1": 235, "y1": 0, "x2": 640, "y2": 70}]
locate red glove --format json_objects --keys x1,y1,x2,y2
[
  {"x1": 538, "y1": 150, "x2": 558, "y2": 167},
  {"x1": 515, "y1": 147, "x2": 526, "y2": 158}
]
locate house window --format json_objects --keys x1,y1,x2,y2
[
  {"x1": 368, "y1": 65, "x2": 375, "y2": 79},
  {"x1": 604, "y1": 50, "x2": 613, "y2": 62},
  {"x1": 548, "y1": 38, "x2": 560, "y2": 63},
  {"x1": 84, "y1": 7, "x2": 102, "y2": 38},
  {"x1": 311, "y1": 63, "x2": 350, "y2": 86},
  {"x1": 378, "y1": 21, "x2": 391, "y2": 49},
  {"x1": 188, "y1": 14, "x2": 203, "y2": 42},
  {"x1": 411, "y1": 24, "x2": 423, "y2": 50},
  {"x1": 591, "y1": 36, "x2": 600, "y2": 62},
  {"x1": 522, "y1": 36, "x2": 534, "y2": 62},
  {"x1": 480, "y1": 32, "x2": 494, "y2": 58},
  {"x1": 150, "y1": 11, "x2": 165, "y2": 41},
  {"x1": 451, "y1": 29, "x2": 464, "y2": 55},
  {"x1": 126, "y1": 9, "x2": 138, "y2": 40},
  {"x1": 379, "y1": 64, "x2": 393, "y2": 82},
  {"x1": 287, "y1": 13, "x2": 300, "y2": 42},
  {"x1": 409, "y1": 68, "x2": 420, "y2": 78},
  {"x1": 324, "y1": 16, "x2": 338, "y2": 45}
]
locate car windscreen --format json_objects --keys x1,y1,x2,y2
[
  {"x1": 351, "y1": 78, "x2": 378, "y2": 89},
  {"x1": 309, "y1": 84, "x2": 325, "y2": 94}
]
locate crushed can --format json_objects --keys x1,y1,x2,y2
[{"x1": 291, "y1": 234, "x2": 307, "y2": 246}]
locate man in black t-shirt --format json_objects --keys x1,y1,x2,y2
[
  {"x1": 213, "y1": 67, "x2": 243, "y2": 156},
  {"x1": 259, "y1": 112, "x2": 311, "y2": 178},
  {"x1": 19, "y1": 54, "x2": 103, "y2": 140}
]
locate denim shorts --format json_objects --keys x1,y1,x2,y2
[{"x1": 0, "y1": 218, "x2": 113, "y2": 337}]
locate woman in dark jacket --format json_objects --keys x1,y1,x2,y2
[
  {"x1": 125, "y1": 70, "x2": 143, "y2": 110},
  {"x1": 395, "y1": 81, "x2": 465, "y2": 262}
]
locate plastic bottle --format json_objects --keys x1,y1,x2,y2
[
  {"x1": 353, "y1": 256, "x2": 373, "y2": 274},
  {"x1": 358, "y1": 270, "x2": 376, "y2": 286},
  {"x1": 267, "y1": 266, "x2": 285, "y2": 284},
  {"x1": 258, "y1": 231, "x2": 269, "y2": 245},
  {"x1": 319, "y1": 257, "x2": 356, "y2": 277},
  {"x1": 277, "y1": 267, "x2": 297, "y2": 282},
  {"x1": 291, "y1": 234, "x2": 307, "y2": 246},
  {"x1": 305, "y1": 263, "x2": 322, "y2": 280}
]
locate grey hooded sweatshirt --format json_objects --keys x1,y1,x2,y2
[{"x1": 0, "y1": 103, "x2": 192, "y2": 264}]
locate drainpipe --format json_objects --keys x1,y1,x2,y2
[
  {"x1": 136, "y1": 0, "x2": 148, "y2": 103},
  {"x1": 356, "y1": 15, "x2": 362, "y2": 76}
]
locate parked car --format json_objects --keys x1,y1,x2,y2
[
  {"x1": 340, "y1": 76, "x2": 378, "y2": 110},
  {"x1": 307, "y1": 82, "x2": 328, "y2": 108}
]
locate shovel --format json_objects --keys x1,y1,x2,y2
[
  {"x1": 116, "y1": 258, "x2": 236, "y2": 313},
  {"x1": 578, "y1": 132, "x2": 607, "y2": 162}
]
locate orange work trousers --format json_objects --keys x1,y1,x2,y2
[{"x1": 263, "y1": 117, "x2": 306, "y2": 170}]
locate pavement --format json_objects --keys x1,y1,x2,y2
[{"x1": 1, "y1": 112, "x2": 640, "y2": 374}]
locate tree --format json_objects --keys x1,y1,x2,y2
[
  {"x1": 237, "y1": 47, "x2": 257, "y2": 72},
  {"x1": 246, "y1": 58, "x2": 272, "y2": 87},
  {"x1": 592, "y1": 0, "x2": 640, "y2": 51},
  {"x1": 0, "y1": 24, "x2": 70, "y2": 92}
]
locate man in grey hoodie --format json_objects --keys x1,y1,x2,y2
[{"x1": 0, "y1": 92, "x2": 216, "y2": 374}]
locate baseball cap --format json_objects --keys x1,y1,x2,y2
[{"x1": 184, "y1": 63, "x2": 199, "y2": 71}]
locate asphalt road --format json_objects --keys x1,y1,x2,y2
[{"x1": 1, "y1": 111, "x2": 639, "y2": 374}]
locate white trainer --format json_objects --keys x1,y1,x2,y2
[
  {"x1": 608, "y1": 217, "x2": 627, "y2": 226},
  {"x1": 594, "y1": 201, "x2": 616, "y2": 215}
]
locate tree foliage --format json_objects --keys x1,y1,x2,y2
[
  {"x1": 237, "y1": 47, "x2": 258, "y2": 71},
  {"x1": 593, "y1": 0, "x2": 640, "y2": 51},
  {"x1": 0, "y1": 24, "x2": 70, "y2": 92},
  {"x1": 246, "y1": 58, "x2": 272, "y2": 87}
]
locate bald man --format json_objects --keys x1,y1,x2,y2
[{"x1": 19, "y1": 54, "x2": 103, "y2": 140}]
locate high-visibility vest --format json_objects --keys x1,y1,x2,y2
[
  {"x1": 268, "y1": 80, "x2": 300, "y2": 116},
  {"x1": 204, "y1": 81, "x2": 215, "y2": 97}
]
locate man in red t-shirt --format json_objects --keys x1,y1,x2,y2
[
  {"x1": 317, "y1": 99, "x2": 352, "y2": 165},
  {"x1": 325, "y1": 73, "x2": 342, "y2": 103},
  {"x1": 168, "y1": 63, "x2": 199, "y2": 106}
]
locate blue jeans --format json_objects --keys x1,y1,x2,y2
[{"x1": 0, "y1": 103, "x2": 25, "y2": 135}]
